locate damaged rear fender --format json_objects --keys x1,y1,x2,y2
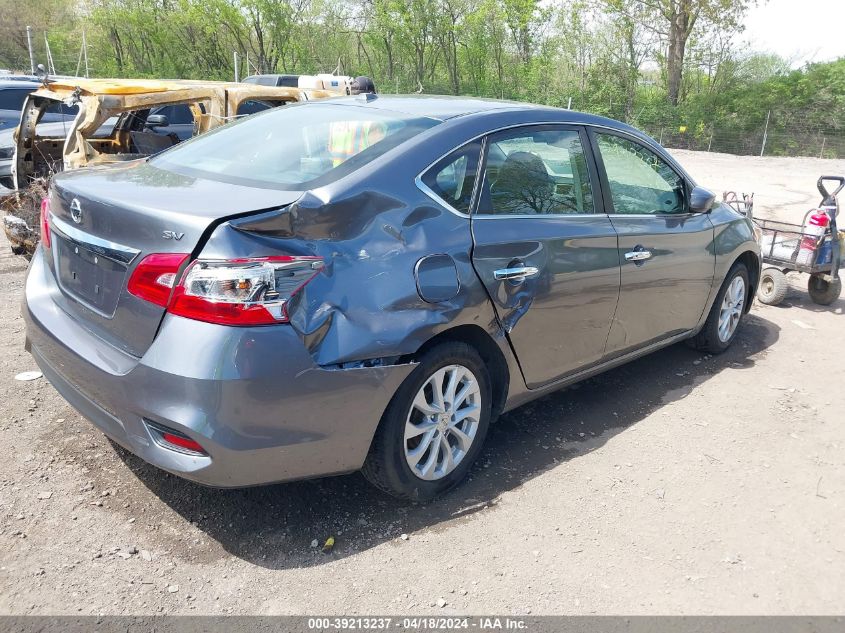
[{"x1": 197, "y1": 188, "x2": 524, "y2": 410}]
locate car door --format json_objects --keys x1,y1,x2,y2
[
  {"x1": 468, "y1": 124, "x2": 621, "y2": 388},
  {"x1": 589, "y1": 130, "x2": 715, "y2": 356}
]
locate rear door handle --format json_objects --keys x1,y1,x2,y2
[
  {"x1": 493, "y1": 266, "x2": 539, "y2": 281},
  {"x1": 624, "y1": 249, "x2": 652, "y2": 262}
]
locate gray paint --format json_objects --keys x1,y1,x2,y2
[
  {"x1": 414, "y1": 254, "x2": 461, "y2": 303},
  {"x1": 471, "y1": 214, "x2": 620, "y2": 387},
  {"x1": 605, "y1": 213, "x2": 715, "y2": 355},
  {"x1": 23, "y1": 96, "x2": 760, "y2": 487}
]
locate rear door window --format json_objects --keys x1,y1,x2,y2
[
  {"x1": 478, "y1": 126, "x2": 595, "y2": 215},
  {"x1": 420, "y1": 142, "x2": 481, "y2": 215}
]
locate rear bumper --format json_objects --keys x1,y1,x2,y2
[{"x1": 23, "y1": 246, "x2": 416, "y2": 487}]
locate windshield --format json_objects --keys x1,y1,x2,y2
[{"x1": 153, "y1": 103, "x2": 440, "y2": 190}]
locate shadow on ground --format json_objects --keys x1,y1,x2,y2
[
  {"x1": 766, "y1": 274, "x2": 844, "y2": 315},
  {"x1": 113, "y1": 313, "x2": 779, "y2": 570}
]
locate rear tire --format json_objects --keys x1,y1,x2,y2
[
  {"x1": 362, "y1": 342, "x2": 491, "y2": 502},
  {"x1": 757, "y1": 267, "x2": 788, "y2": 305},
  {"x1": 807, "y1": 274, "x2": 842, "y2": 306},
  {"x1": 691, "y1": 262, "x2": 749, "y2": 354}
]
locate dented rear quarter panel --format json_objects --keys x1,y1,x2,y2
[
  {"x1": 198, "y1": 110, "x2": 557, "y2": 409},
  {"x1": 198, "y1": 106, "x2": 701, "y2": 412}
]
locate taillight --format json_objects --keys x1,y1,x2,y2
[
  {"x1": 168, "y1": 256, "x2": 323, "y2": 326},
  {"x1": 127, "y1": 253, "x2": 190, "y2": 307},
  {"x1": 128, "y1": 254, "x2": 324, "y2": 326},
  {"x1": 40, "y1": 197, "x2": 51, "y2": 249}
]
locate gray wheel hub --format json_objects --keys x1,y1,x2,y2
[{"x1": 404, "y1": 364, "x2": 482, "y2": 481}]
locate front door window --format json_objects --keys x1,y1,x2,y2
[{"x1": 596, "y1": 133, "x2": 686, "y2": 215}]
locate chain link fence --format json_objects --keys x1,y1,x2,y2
[{"x1": 634, "y1": 116, "x2": 845, "y2": 159}]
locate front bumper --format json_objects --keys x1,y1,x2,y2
[{"x1": 23, "y1": 247, "x2": 416, "y2": 487}]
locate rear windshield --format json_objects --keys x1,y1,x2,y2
[{"x1": 153, "y1": 103, "x2": 440, "y2": 190}]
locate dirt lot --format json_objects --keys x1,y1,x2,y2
[{"x1": 1, "y1": 151, "x2": 843, "y2": 615}]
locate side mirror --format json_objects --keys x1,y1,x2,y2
[
  {"x1": 689, "y1": 185, "x2": 716, "y2": 213},
  {"x1": 146, "y1": 114, "x2": 169, "y2": 129}
]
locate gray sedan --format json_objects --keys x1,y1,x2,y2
[{"x1": 23, "y1": 96, "x2": 760, "y2": 500}]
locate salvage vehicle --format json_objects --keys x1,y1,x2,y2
[
  {"x1": 23, "y1": 96, "x2": 761, "y2": 500},
  {"x1": 2, "y1": 77, "x2": 341, "y2": 253},
  {"x1": 10, "y1": 77, "x2": 339, "y2": 190}
]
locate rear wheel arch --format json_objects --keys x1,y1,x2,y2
[{"x1": 404, "y1": 325, "x2": 509, "y2": 421}]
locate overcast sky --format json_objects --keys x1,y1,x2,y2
[{"x1": 743, "y1": 0, "x2": 845, "y2": 66}]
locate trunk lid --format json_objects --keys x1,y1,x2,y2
[{"x1": 47, "y1": 160, "x2": 302, "y2": 358}]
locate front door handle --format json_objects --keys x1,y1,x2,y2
[
  {"x1": 624, "y1": 249, "x2": 652, "y2": 262},
  {"x1": 493, "y1": 266, "x2": 540, "y2": 281}
]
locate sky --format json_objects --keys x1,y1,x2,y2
[{"x1": 743, "y1": 0, "x2": 845, "y2": 67}]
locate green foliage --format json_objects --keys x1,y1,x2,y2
[{"x1": 1, "y1": 0, "x2": 843, "y2": 157}]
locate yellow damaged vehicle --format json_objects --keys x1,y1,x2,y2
[{"x1": 2, "y1": 74, "x2": 371, "y2": 254}]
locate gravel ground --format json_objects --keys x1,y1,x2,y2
[{"x1": 0, "y1": 151, "x2": 843, "y2": 615}]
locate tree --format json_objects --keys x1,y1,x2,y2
[
  {"x1": 599, "y1": 1, "x2": 658, "y2": 120},
  {"x1": 621, "y1": 0, "x2": 753, "y2": 106},
  {"x1": 0, "y1": 0, "x2": 78, "y2": 73}
]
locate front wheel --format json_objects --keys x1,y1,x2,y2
[
  {"x1": 691, "y1": 262, "x2": 749, "y2": 354},
  {"x1": 807, "y1": 274, "x2": 842, "y2": 305},
  {"x1": 362, "y1": 342, "x2": 492, "y2": 501}
]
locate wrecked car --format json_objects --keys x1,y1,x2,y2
[
  {"x1": 23, "y1": 96, "x2": 760, "y2": 500},
  {"x1": 3, "y1": 77, "x2": 343, "y2": 252},
  {"x1": 11, "y1": 77, "x2": 342, "y2": 186}
]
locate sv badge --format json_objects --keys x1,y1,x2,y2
[{"x1": 162, "y1": 230, "x2": 185, "y2": 241}]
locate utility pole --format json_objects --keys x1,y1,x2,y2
[
  {"x1": 44, "y1": 33, "x2": 56, "y2": 75},
  {"x1": 82, "y1": 29, "x2": 90, "y2": 77},
  {"x1": 26, "y1": 26, "x2": 36, "y2": 74},
  {"x1": 75, "y1": 42, "x2": 83, "y2": 77},
  {"x1": 567, "y1": 97, "x2": 572, "y2": 110},
  {"x1": 760, "y1": 110, "x2": 771, "y2": 157},
  {"x1": 233, "y1": 51, "x2": 239, "y2": 82}
]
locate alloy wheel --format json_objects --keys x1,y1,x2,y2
[
  {"x1": 404, "y1": 364, "x2": 482, "y2": 481},
  {"x1": 718, "y1": 275, "x2": 746, "y2": 342}
]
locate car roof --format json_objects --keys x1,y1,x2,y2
[
  {"x1": 0, "y1": 79, "x2": 39, "y2": 90},
  {"x1": 322, "y1": 94, "x2": 537, "y2": 120},
  {"x1": 319, "y1": 94, "x2": 629, "y2": 128}
]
